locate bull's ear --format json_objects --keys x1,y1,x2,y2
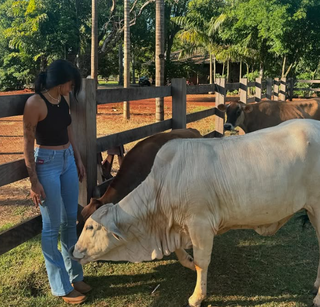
[
  {"x1": 112, "y1": 233, "x2": 122, "y2": 241},
  {"x1": 217, "y1": 104, "x2": 227, "y2": 112},
  {"x1": 109, "y1": 223, "x2": 125, "y2": 241},
  {"x1": 91, "y1": 203, "x2": 115, "y2": 224},
  {"x1": 243, "y1": 105, "x2": 253, "y2": 113}
]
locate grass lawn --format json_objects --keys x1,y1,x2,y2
[{"x1": 0, "y1": 212, "x2": 317, "y2": 307}]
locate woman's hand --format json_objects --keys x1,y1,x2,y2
[
  {"x1": 76, "y1": 158, "x2": 86, "y2": 182},
  {"x1": 30, "y1": 182, "x2": 46, "y2": 208}
]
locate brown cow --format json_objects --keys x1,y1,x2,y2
[
  {"x1": 218, "y1": 99, "x2": 320, "y2": 133},
  {"x1": 81, "y1": 128, "x2": 202, "y2": 221}
]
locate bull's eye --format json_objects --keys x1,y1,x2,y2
[
  {"x1": 237, "y1": 109, "x2": 241, "y2": 115},
  {"x1": 86, "y1": 225, "x2": 94, "y2": 230}
]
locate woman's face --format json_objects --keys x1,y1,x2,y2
[{"x1": 60, "y1": 80, "x2": 74, "y2": 96}]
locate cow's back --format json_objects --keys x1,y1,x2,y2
[
  {"x1": 147, "y1": 119, "x2": 320, "y2": 233},
  {"x1": 108, "y1": 128, "x2": 202, "y2": 203},
  {"x1": 246, "y1": 99, "x2": 320, "y2": 132}
]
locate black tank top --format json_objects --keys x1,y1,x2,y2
[{"x1": 35, "y1": 93, "x2": 72, "y2": 146}]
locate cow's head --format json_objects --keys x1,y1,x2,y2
[
  {"x1": 81, "y1": 198, "x2": 104, "y2": 222},
  {"x1": 70, "y1": 204, "x2": 125, "y2": 264},
  {"x1": 217, "y1": 102, "x2": 253, "y2": 131}
]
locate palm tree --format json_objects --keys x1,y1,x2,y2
[
  {"x1": 123, "y1": 0, "x2": 130, "y2": 119},
  {"x1": 174, "y1": 1, "x2": 224, "y2": 85},
  {"x1": 91, "y1": 0, "x2": 98, "y2": 83},
  {"x1": 155, "y1": 0, "x2": 165, "y2": 122}
]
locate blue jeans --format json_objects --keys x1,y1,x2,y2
[{"x1": 35, "y1": 145, "x2": 83, "y2": 296}]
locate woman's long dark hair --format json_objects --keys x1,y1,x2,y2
[{"x1": 34, "y1": 59, "x2": 82, "y2": 98}]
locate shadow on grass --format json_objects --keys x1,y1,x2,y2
[{"x1": 80, "y1": 215, "x2": 318, "y2": 306}]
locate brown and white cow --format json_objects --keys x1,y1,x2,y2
[
  {"x1": 218, "y1": 99, "x2": 320, "y2": 133},
  {"x1": 71, "y1": 119, "x2": 320, "y2": 307},
  {"x1": 81, "y1": 128, "x2": 202, "y2": 222}
]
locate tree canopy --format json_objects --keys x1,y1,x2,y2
[{"x1": 0, "y1": 0, "x2": 319, "y2": 90}]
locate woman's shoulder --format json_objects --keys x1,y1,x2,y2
[
  {"x1": 26, "y1": 93, "x2": 43, "y2": 106},
  {"x1": 24, "y1": 93, "x2": 46, "y2": 117}
]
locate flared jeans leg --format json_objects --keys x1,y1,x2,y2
[{"x1": 35, "y1": 146, "x2": 83, "y2": 296}]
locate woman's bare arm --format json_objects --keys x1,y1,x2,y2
[{"x1": 23, "y1": 96, "x2": 46, "y2": 206}]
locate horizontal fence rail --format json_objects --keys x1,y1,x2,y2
[
  {"x1": 186, "y1": 84, "x2": 216, "y2": 94},
  {"x1": 288, "y1": 79, "x2": 320, "y2": 100},
  {"x1": 186, "y1": 108, "x2": 216, "y2": 123},
  {"x1": 97, "y1": 85, "x2": 171, "y2": 104},
  {"x1": 292, "y1": 88, "x2": 320, "y2": 92},
  {"x1": 0, "y1": 93, "x2": 32, "y2": 118},
  {"x1": 296, "y1": 80, "x2": 320, "y2": 83},
  {"x1": 226, "y1": 83, "x2": 240, "y2": 91},
  {"x1": 0, "y1": 159, "x2": 28, "y2": 187},
  {"x1": 97, "y1": 119, "x2": 172, "y2": 153},
  {"x1": 0, "y1": 215, "x2": 42, "y2": 255}
]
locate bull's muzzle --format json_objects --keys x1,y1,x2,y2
[
  {"x1": 224, "y1": 123, "x2": 235, "y2": 131},
  {"x1": 69, "y1": 245, "x2": 85, "y2": 262}
]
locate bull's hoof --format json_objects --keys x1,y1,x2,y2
[{"x1": 313, "y1": 296, "x2": 320, "y2": 307}]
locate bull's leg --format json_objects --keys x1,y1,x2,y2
[
  {"x1": 175, "y1": 249, "x2": 195, "y2": 271},
  {"x1": 307, "y1": 210, "x2": 320, "y2": 307},
  {"x1": 186, "y1": 223, "x2": 214, "y2": 307}
]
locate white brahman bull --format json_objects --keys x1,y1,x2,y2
[{"x1": 70, "y1": 119, "x2": 320, "y2": 307}]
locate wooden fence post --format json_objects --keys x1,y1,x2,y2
[
  {"x1": 255, "y1": 77, "x2": 262, "y2": 102},
  {"x1": 279, "y1": 77, "x2": 287, "y2": 101},
  {"x1": 289, "y1": 78, "x2": 294, "y2": 101},
  {"x1": 274, "y1": 78, "x2": 279, "y2": 101},
  {"x1": 266, "y1": 78, "x2": 273, "y2": 100},
  {"x1": 171, "y1": 78, "x2": 187, "y2": 129},
  {"x1": 239, "y1": 78, "x2": 248, "y2": 103},
  {"x1": 70, "y1": 79, "x2": 97, "y2": 207},
  {"x1": 215, "y1": 77, "x2": 225, "y2": 137}
]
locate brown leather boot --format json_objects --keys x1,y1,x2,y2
[
  {"x1": 62, "y1": 289, "x2": 87, "y2": 304},
  {"x1": 72, "y1": 281, "x2": 92, "y2": 294}
]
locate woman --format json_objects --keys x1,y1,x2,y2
[{"x1": 23, "y1": 59, "x2": 91, "y2": 304}]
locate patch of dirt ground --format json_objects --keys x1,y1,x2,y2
[{"x1": 1, "y1": 91, "x2": 240, "y2": 231}]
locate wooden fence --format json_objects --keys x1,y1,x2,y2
[
  {"x1": 0, "y1": 76, "x2": 317, "y2": 255},
  {"x1": 288, "y1": 79, "x2": 320, "y2": 100}
]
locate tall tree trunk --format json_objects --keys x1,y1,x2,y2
[
  {"x1": 132, "y1": 53, "x2": 136, "y2": 84},
  {"x1": 239, "y1": 60, "x2": 242, "y2": 81},
  {"x1": 213, "y1": 55, "x2": 216, "y2": 83},
  {"x1": 155, "y1": 0, "x2": 165, "y2": 122},
  {"x1": 222, "y1": 62, "x2": 225, "y2": 76},
  {"x1": 118, "y1": 44, "x2": 123, "y2": 85},
  {"x1": 284, "y1": 62, "x2": 294, "y2": 77},
  {"x1": 281, "y1": 56, "x2": 286, "y2": 78},
  {"x1": 209, "y1": 53, "x2": 213, "y2": 84},
  {"x1": 123, "y1": 0, "x2": 130, "y2": 119},
  {"x1": 75, "y1": 0, "x2": 80, "y2": 68},
  {"x1": 227, "y1": 60, "x2": 230, "y2": 82},
  {"x1": 259, "y1": 62, "x2": 264, "y2": 79},
  {"x1": 246, "y1": 63, "x2": 249, "y2": 76},
  {"x1": 91, "y1": 0, "x2": 98, "y2": 84},
  {"x1": 165, "y1": 33, "x2": 175, "y2": 81}
]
